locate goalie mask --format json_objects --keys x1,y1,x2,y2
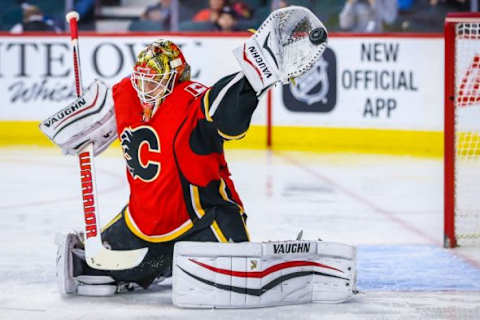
[{"x1": 131, "y1": 39, "x2": 191, "y2": 121}]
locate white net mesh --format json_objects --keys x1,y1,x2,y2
[{"x1": 454, "y1": 22, "x2": 480, "y2": 246}]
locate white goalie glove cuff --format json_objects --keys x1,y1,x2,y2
[{"x1": 39, "y1": 79, "x2": 117, "y2": 156}]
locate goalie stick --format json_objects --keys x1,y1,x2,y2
[{"x1": 66, "y1": 11, "x2": 147, "y2": 270}]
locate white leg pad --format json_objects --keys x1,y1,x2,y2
[{"x1": 172, "y1": 240, "x2": 356, "y2": 309}]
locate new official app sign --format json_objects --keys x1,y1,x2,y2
[
  {"x1": 272, "y1": 36, "x2": 443, "y2": 131},
  {"x1": 342, "y1": 42, "x2": 418, "y2": 119}
]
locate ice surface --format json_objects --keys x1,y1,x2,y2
[{"x1": 1, "y1": 148, "x2": 479, "y2": 319}]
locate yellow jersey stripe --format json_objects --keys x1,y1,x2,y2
[
  {"x1": 219, "y1": 178, "x2": 227, "y2": 199},
  {"x1": 190, "y1": 185, "x2": 206, "y2": 218},
  {"x1": 219, "y1": 179, "x2": 249, "y2": 239},
  {"x1": 210, "y1": 220, "x2": 228, "y2": 243},
  {"x1": 124, "y1": 206, "x2": 193, "y2": 243},
  {"x1": 191, "y1": 183, "x2": 229, "y2": 242},
  {"x1": 100, "y1": 211, "x2": 122, "y2": 233},
  {"x1": 219, "y1": 179, "x2": 244, "y2": 213},
  {"x1": 240, "y1": 215, "x2": 251, "y2": 241},
  {"x1": 203, "y1": 89, "x2": 213, "y2": 122},
  {"x1": 217, "y1": 129, "x2": 247, "y2": 141}
]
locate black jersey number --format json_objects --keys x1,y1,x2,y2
[{"x1": 120, "y1": 126, "x2": 161, "y2": 182}]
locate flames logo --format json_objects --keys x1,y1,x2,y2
[{"x1": 120, "y1": 126, "x2": 161, "y2": 182}]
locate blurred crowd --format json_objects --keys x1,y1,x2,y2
[{"x1": 0, "y1": 0, "x2": 475, "y2": 33}]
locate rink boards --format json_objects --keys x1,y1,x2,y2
[{"x1": 0, "y1": 32, "x2": 443, "y2": 156}]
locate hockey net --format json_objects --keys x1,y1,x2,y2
[{"x1": 445, "y1": 13, "x2": 480, "y2": 247}]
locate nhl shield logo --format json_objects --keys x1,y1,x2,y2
[{"x1": 282, "y1": 47, "x2": 337, "y2": 112}]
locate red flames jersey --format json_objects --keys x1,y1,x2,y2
[{"x1": 112, "y1": 77, "x2": 243, "y2": 242}]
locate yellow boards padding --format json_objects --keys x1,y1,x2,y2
[
  {"x1": 0, "y1": 121, "x2": 442, "y2": 157},
  {"x1": 268, "y1": 126, "x2": 443, "y2": 157},
  {"x1": 0, "y1": 121, "x2": 53, "y2": 146}
]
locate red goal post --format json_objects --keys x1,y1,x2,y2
[{"x1": 445, "y1": 13, "x2": 480, "y2": 248}]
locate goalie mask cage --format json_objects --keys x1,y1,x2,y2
[{"x1": 445, "y1": 13, "x2": 480, "y2": 248}]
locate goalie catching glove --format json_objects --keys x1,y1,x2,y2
[
  {"x1": 233, "y1": 6, "x2": 328, "y2": 96},
  {"x1": 39, "y1": 80, "x2": 117, "y2": 156}
]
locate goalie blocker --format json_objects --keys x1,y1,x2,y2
[
  {"x1": 39, "y1": 80, "x2": 117, "y2": 157},
  {"x1": 173, "y1": 240, "x2": 356, "y2": 308}
]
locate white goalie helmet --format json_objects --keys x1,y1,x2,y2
[{"x1": 131, "y1": 39, "x2": 191, "y2": 121}]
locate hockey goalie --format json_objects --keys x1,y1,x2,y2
[{"x1": 40, "y1": 6, "x2": 357, "y2": 308}]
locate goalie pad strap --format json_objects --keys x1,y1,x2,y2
[{"x1": 172, "y1": 240, "x2": 356, "y2": 309}]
